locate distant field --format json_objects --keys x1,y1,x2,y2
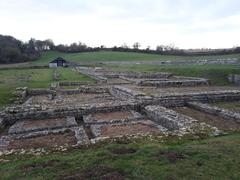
[
  {"x1": 0, "y1": 51, "x2": 239, "y2": 68},
  {"x1": 0, "y1": 68, "x2": 94, "y2": 108},
  {"x1": 30, "y1": 51, "x2": 240, "y2": 66}
]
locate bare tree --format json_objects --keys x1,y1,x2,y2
[{"x1": 133, "y1": 42, "x2": 141, "y2": 49}]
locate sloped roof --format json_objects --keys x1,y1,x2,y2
[{"x1": 50, "y1": 57, "x2": 68, "y2": 63}]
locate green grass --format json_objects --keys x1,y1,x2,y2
[
  {"x1": 0, "y1": 68, "x2": 94, "y2": 108},
  {"x1": 108, "y1": 64, "x2": 240, "y2": 85},
  {"x1": 30, "y1": 51, "x2": 240, "y2": 66},
  {"x1": 56, "y1": 68, "x2": 95, "y2": 83},
  {"x1": 1, "y1": 133, "x2": 240, "y2": 179}
]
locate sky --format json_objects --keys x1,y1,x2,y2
[{"x1": 0, "y1": 0, "x2": 240, "y2": 49}]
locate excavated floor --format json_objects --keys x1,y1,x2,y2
[
  {"x1": 92, "y1": 111, "x2": 134, "y2": 121},
  {"x1": 173, "y1": 107, "x2": 240, "y2": 131},
  {"x1": 93, "y1": 121, "x2": 161, "y2": 138},
  {"x1": 126, "y1": 85, "x2": 240, "y2": 97},
  {"x1": 8, "y1": 131, "x2": 77, "y2": 150}
]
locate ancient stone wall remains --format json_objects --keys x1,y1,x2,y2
[
  {"x1": 138, "y1": 79, "x2": 209, "y2": 87},
  {"x1": 228, "y1": 74, "x2": 240, "y2": 85},
  {"x1": 143, "y1": 105, "x2": 198, "y2": 131},
  {"x1": 187, "y1": 102, "x2": 240, "y2": 123},
  {"x1": 110, "y1": 85, "x2": 240, "y2": 108},
  {"x1": 59, "y1": 81, "x2": 92, "y2": 86},
  {"x1": 59, "y1": 86, "x2": 109, "y2": 94},
  {"x1": 1, "y1": 101, "x2": 140, "y2": 126},
  {"x1": 27, "y1": 89, "x2": 55, "y2": 96},
  {"x1": 110, "y1": 86, "x2": 147, "y2": 101}
]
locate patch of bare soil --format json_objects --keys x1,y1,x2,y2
[
  {"x1": 101, "y1": 123, "x2": 159, "y2": 137},
  {"x1": 23, "y1": 118, "x2": 66, "y2": 129},
  {"x1": 62, "y1": 166, "x2": 125, "y2": 180},
  {"x1": 159, "y1": 151, "x2": 186, "y2": 163},
  {"x1": 8, "y1": 131, "x2": 77, "y2": 149},
  {"x1": 110, "y1": 147, "x2": 137, "y2": 155},
  {"x1": 93, "y1": 111, "x2": 133, "y2": 121},
  {"x1": 174, "y1": 107, "x2": 240, "y2": 131}
]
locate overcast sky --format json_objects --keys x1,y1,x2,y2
[{"x1": 0, "y1": 0, "x2": 240, "y2": 49}]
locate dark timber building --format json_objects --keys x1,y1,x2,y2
[{"x1": 49, "y1": 57, "x2": 69, "y2": 68}]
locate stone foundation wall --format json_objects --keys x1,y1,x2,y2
[
  {"x1": 141, "y1": 90, "x2": 240, "y2": 107},
  {"x1": 1, "y1": 102, "x2": 140, "y2": 126},
  {"x1": 139, "y1": 79, "x2": 209, "y2": 87},
  {"x1": 110, "y1": 86, "x2": 240, "y2": 107},
  {"x1": 59, "y1": 86, "x2": 109, "y2": 94},
  {"x1": 143, "y1": 105, "x2": 198, "y2": 131},
  {"x1": 27, "y1": 89, "x2": 55, "y2": 96},
  {"x1": 187, "y1": 102, "x2": 240, "y2": 123},
  {"x1": 110, "y1": 86, "x2": 147, "y2": 100},
  {"x1": 102, "y1": 71, "x2": 173, "y2": 79},
  {"x1": 228, "y1": 74, "x2": 240, "y2": 85},
  {"x1": 59, "y1": 81, "x2": 93, "y2": 86}
]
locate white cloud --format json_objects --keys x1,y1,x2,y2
[{"x1": 0, "y1": 0, "x2": 239, "y2": 48}]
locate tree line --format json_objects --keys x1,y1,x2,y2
[{"x1": 0, "y1": 34, "x2": 240, "y2": 64}]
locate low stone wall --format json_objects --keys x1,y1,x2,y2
[
  {"x1": 228, "y1": 74, "x2": 240, "y2": 85},
  {"x1": 187, "y1": 102, "x2": 240, "y2": 123},
  {"x1": 77, "y1": 68, "x2": 173, "y2": 80},
  {"x1": 1, "y1": 101, "x2": 140, "y2": 126},
  {"x1": 27, "y1": 89, "x2": 55, "y2": 96},
  {"x1": 103, "y1": 71, "x2": 173, "y2": 79},
  {"x1": 59, "y1": 81, "x2": 93, "y2": 86},
  {"x1": 139, "y1": 79, "x2": 209, "y2": 87},
  {"x1": 110, "y1": 86, "x2": 240, "y2": 107},
  {"x1": 143, "y1": 105, "x2": 198, "y2": 131},
  {"x1": 59, "y1": 86, "x2": 109, "y2": 94},
  {"x1": 110, "y1": 86, "x2": 147, "y2": 100},
  {"x1": 0, "y1": 117, "x2": 5, "y2": 129},
  {"x1": 141, "y1": 90, "x2": 240, "y2": 107}
]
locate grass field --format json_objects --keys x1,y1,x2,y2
[
  {"x1": 30, "y1": 51, "x2": 240, "y2": 66},
  {"x1": 1, "y1": 133, "x2": 240, "y2": 179},
  {"x1": 0, "y1": 68, "x2": 94, "y2": 108}
]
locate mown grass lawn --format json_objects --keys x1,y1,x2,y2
[
  {"x1": 1, "y1": 133, "x2": 240, "y2": 179},
  {"x1": 109, "y1": 64, "x2": 240, "y2": 85},
  {"x1": 0, "y1": 68, "x2": 94, "y2": 108}
]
